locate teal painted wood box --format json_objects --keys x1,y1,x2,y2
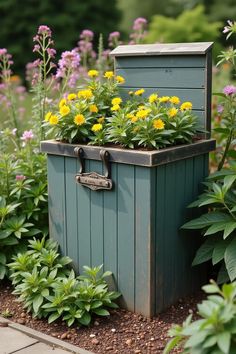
[{"x1": 41, "y1": 43, "x2": 216, "y2": 317}]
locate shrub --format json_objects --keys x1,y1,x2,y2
[
  {"x1": 164, "y1": 280, "x2": 236, "y2": 354},
  {"x1": 9, "y1": 237, "x2": 120, "y2": 326}
]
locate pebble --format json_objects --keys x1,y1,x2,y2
[
  {"x1": 17, "y1": 319, "x2": 26, "y2": 325},
  {"x1": 106, "y1": 346, "x2": 113, "y2": 351},
  {"x1": 89, "y1": 334, "x2": 96, "y2": 338},
  {"x1": 134, "y1": 350, "x2": 141, "y2": 353},
  {"x1": 126, "y1": 338, "x2": 133, "y2": 346},
  {"x1": 94, "y1": 321, "x2": 99, "y2": 326},
  {"x1": 91, "y1": 338, "x2": 99, "y2": 345},
  {"x1": 20, "y1": 312, "x2": 26, "y2": 318},
  {"x1": 111, "y1": 328, "x2": 116, "y2": 333},
  {"x1": 60, "y1": 332, "x2": 68, "y2": 339}
]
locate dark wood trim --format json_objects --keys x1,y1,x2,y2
[{"x1": 41, "y1": 139, "x2": 216, "y2": 168}]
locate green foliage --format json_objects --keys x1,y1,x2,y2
[
  {"x1": 146, "y1": 5, "x2": 222, "y2": 60},
  {"x1": 182, "y1": 169, "x2": 236, "y2": 283},
  {"x1": 0, "y1": 134, "x2": 48, "y2": 280},
  {"x1": 0, "y1": 0, "x2": 121, "y2": 76},
  {"x1": 164, "y1": 280, "x2": 236, "y2": 354},
  {"x1": 9, "y1": 238, "x2": 120, "y2": 326}
]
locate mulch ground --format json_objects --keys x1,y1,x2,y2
[{"x1": 0, "y1": 281, "x2": 203, "y2": 354}]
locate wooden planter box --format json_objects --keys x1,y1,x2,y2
[
  {"x1": 41, "y1": 139, "x2": 215, "y2": 317},
  {"x1": 41, "y1": 42, "x2": 216, "y2": 316}
]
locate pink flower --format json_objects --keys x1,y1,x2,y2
[
  {"x1": 133, "y1": 17, "x2": 147, "y2": 31},
  {"x1": 0, "y1": 48, "x2": 7, "y2": 56},
  {"x1": 80, "y1": 29, "x2": 94, "y2": 41},
  {"x1": 223, "y1": 85, "x2": 236, "y2": 96},
  {"x1": 12, "y1": 128, "x2": 17, "y2": 135},
  {"x1": 21, "y1": 130, "x2": 34, "y2": 141},
  {"x1": 38, "y1": 25, "x2": 52, "y2": 37},
  {"x1": 16, "y1": 175, "x2": 26, "y2": 181}
]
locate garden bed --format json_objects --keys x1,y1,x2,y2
[{"x1": 0, "y1": 281, "x2": 203, "y2": 354}]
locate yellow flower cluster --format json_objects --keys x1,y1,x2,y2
[
  {"x1": 153, "y1": 119, "x2": 165, "y2": 130},
  {"x1": 170, "y1": 96, "x2": 180, "y2": 105},
  {"x1": 168, "y1": 107, "x2": 178, "y2": 118},
  {"x1": 92, "y1": 123, "x2": 103, "y2": 132},
  {"x1": 111, "y1": 104, "x2": 120, "y2": 111},
  {"x1": 136, "y1": 108, "x2": 151, "y2": 119},
  {"x1": 78, "y1": 89, "x2": 93, "y2": 99},
  {"x1": 67, "y1": 93, "x2": 77, "y2": 101},
  {"x1": 89, "y1": 104, "x2": 98, "y2": 113},
  {"x1": 134, "y1": 88, "x2": 145, "y2": 96},
  {"x1": 60, "y1": 105, "x2": 70, "y2": 116},
  {"x1": 115, "y1": 75, "x2": 125, "y2": 84},
  {"x1": 104, "y1": 71, "x2": 114, "y2": 79},
  {"x1": 74, "y1": 114, "x2": 85, "y2": 126},
  {"x1": 148, "y1": 94, "x2": 158, "y2": 103},
  {"x1": 112, "y1": 97, "x2": 122, "y2": 106},
  {"x1": 159, "y1": 96, "x2": 170, "y2": 103},
  {"x1": 88, "y1": 69, "x2": 99, "y2": 78},
  {"x1": 180, "y1": 102, "x2": 193, "y2": 111}
]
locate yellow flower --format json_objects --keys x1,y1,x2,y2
[
  {"x1": 89, "y1": 104, "x2": 98, "y2": 113},
  {"x1": 170, "y1": 96, "x2": 180, "y2": 105},
  {"x1": 78, "y1": 89, "x2": 93, "y2": 99},
  {"x1": 67, "y1": 93, "x2": 77, "y2": 101},
  {"x1": 98, "y1": 117, "x2": 105, "y2": 123},
  {"x1": 88, "y1": 69, "x2": 99, "y2": 78},
  {"x1": 148, "y1": 94, "x2": 158, "y2": 103},
  {"x1": 104, "y1": 71, "x2": 114, "y2": 79},
  {"x1": 153, "y1": 119, "x2": 165, "y2": 130},
  {"x1": 60, "y1": 105, "x2": 70, "y2": 116},
  {"x1": 115, "y1": 75, "x2": 125, "y2": 84},
  {"x1": 45, "y1": 111, "x2": 52, "y2": 122},
  {"x1": 92, "y1": 123, "x2": 103, "y2": 132},
  {"x1": 159, "y1": 96, "x2": 170, "y2": 103},
  {"x1": 49, "y1": 115, "x2": 59, "y2": 125},
  {"x1": 112, "y1": 97, "x2": 122, "y2": 105},
  {"x1": 168, "y1": 108, "x2": 178, "y2": 118},
  {"x1": 180, "y1": 101, "x2": 193, "y2": 111},
  {"x1": 59, "y1": 98, "x2": 67, "y2": 108},
  {"x1": 111, "y1": 104, "x2": 120, "y2": 111},
  {"x1": 136, "y1": 109, "x2": 150, "y2": 119},
  {"x1": 74, "y1": 114, "x2": 85, "y2": 125},
  {"x1": 134, "y1": 88, "x2": 145, "y2": 96},
  {"x1": 128, "y1": 91, "x2": 134, "y2": 95},
  {"x1": 126, "y1": 113, "x2": 137, "y2": 122},
  {"x1": 10, "y1": 75, "x2": 20, "y2": 83}
]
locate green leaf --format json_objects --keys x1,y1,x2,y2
[
  {"x1": 0, "y1": 264, "x2": 6, "y2": 279},
  {"x1": 223, "y1": 222, "x2": 236, "y2": 239},
  {"x1": 48, "y1": 312, "x2": 61, "y2": 324},
  {"x1": 182, "y1": 212, "x2": 232, "y2": 230},
  {"x1": 204, "y1": 223, "x2": 227, "y2": 236},
  {"x1": 217, "y1": 332, "x2": 230, "y2": 354},
  {"x1": 202, "y1": 284, "x2": 219, "y2": 294},
  {"x1": 32, "y1": 294, "x2": 44, "y2": 314},
  {"x1": 93, "y1": 308, "x2": 110, "y2": 316},
  {"x1": 225, "y1": 239, "x2": 236, "y2": 281},
  {"x1": 163, "y1": 336, "x2": 183, "y2": 354},
  {"x1": 217, "y1": 263, "x2": 229, "y2": 284},
  {"x1": 79, "y1": 312, "x2": 91, "y2": 326},
  {"x1": 212, "y1": 239, "x2": 228, "y2": 265},
  {"x1": 0, "y1": 253, "x2": 6, "y2": 265},
  {"x1": 192, "y1": 238, "x2": 216, "y2": 266},
  {"x1": 0, "y1": 230, "x2": 12, "y2": 239}
]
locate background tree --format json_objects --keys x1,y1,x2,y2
[{"x1": 0, "y1": 0, "x2": 121, "y2": 76}]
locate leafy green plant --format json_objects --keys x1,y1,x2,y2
[
  {"x1": 164, "y1": 280, "x2": 236, "y2": 354},
  {"x1": 9, "y1": 239, "x2": 120, "y2": 326}
]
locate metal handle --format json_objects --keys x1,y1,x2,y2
[{"x1": 74, "y1": 147, "x2": 113, "y2": 191}]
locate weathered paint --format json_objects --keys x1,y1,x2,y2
[{"x1": 47, "y1": 152, "x2": 209, "y2": 316}]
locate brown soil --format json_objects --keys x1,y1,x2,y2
[{"x1": 0, "y1": 281, "x2": 203, "y2": 354}]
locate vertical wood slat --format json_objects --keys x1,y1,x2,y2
[
  {"x1": 89, "y1": 160, "x2": 104, "y2": 268},
  {"x1": 103, "y1": 163, "x2": 118, "y2": 290},
  {"x1": 134, "y1": 166, "x2": 155, "y2": 316},
  {"x1": 77, "y1": 160, "x2": 91, "y2": 271},
  {"x1": 117, "y1": 164, "x2": 135, "y2": 311},
  {"x1": 65, "y1": 157, "x2": 78, "y2": 270},
  {"x1": 47, "y1": 155, "x2": 67, "y2": 254}
]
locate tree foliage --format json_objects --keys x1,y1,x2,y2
[
  {"x1": 0, "y1": 0, "x2": 121, "y2": 76},
  {"x1": 146, "y1": 5, "x2": 222, "y2": 60}
]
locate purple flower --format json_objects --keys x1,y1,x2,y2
[
  {"x1": 38, "y1": 25, "x2": 52, "y2": 37},
  {"x1": 109, "y1": 31, "x2": 120, "y2": 40},
  {"x1": 47, "y1": 48, "x2": 56, "y2": 58},
  {"x1": 80, "y1": 29, "x2": 94, "y2": 41},
  {"x1": 56, "y1": 49, "x2": 81, "y2": 88},
  {"x1": 0, "y1": 48, "x2": 7, "y2": 56},
  {"x1": 223, "y1": 85, "x2": 236, "y2": 96},
  {"x1": 217, "y1": 105, "x2": 224, "y2": 114},
  {"x1": 133, "y1": 17, "x2": 147, "y2": 31},
  {"x1": 16, "y1": 175, "x2": 26, "y2": 181},
  {"x1": 21, "y1": 130, "x2": 34, "y2": 141}
]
